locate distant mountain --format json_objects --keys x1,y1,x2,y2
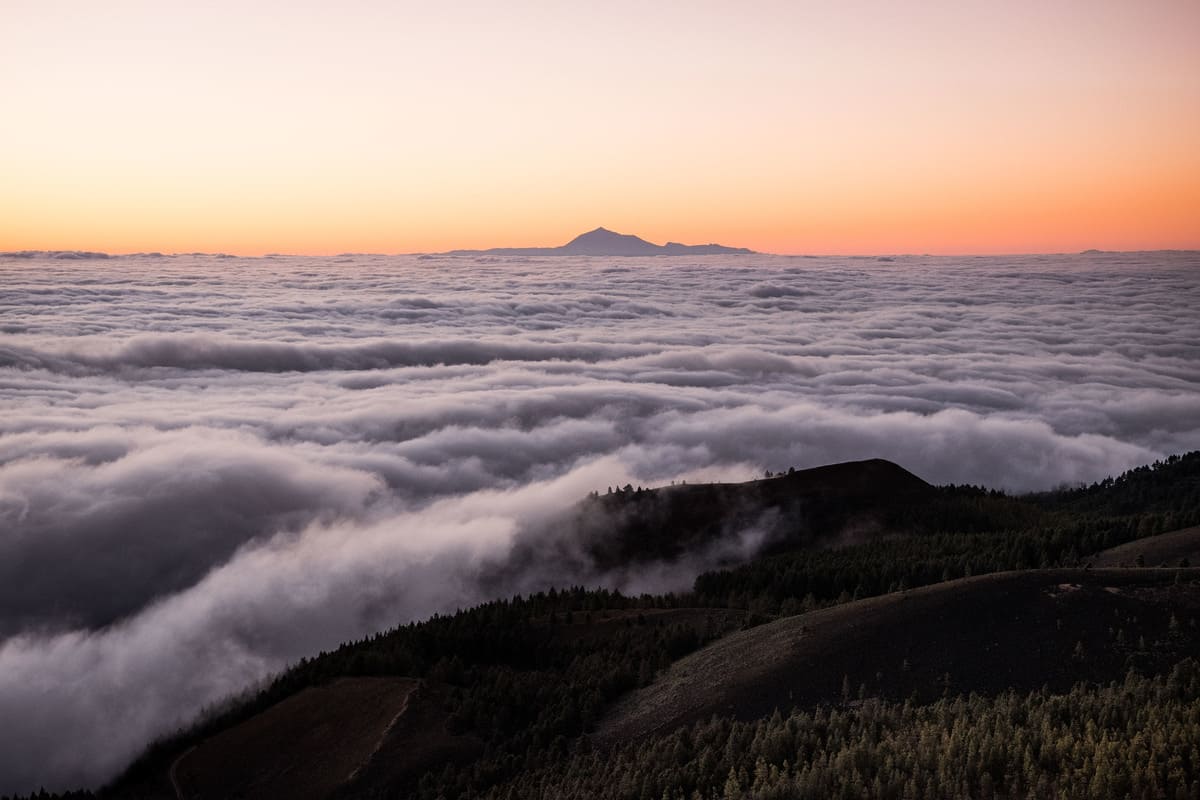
[{"x1": 444, "y1": 227, "x2": 755, "y2": 256}]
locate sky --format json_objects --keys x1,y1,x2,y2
[{"x1": 2, "y1": 0, "x2": 1199, "y2": 254}]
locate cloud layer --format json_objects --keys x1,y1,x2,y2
[{"x1": 1, "y1": 250, "x2": 1199, "y2": 792}]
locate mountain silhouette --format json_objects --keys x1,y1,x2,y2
[{"x1": 445, "y1": 227, "x2": 754, "y2": 256}]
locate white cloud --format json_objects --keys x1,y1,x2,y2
[{"x1": 0, "y1": 249, "x2": 1198, "y2": 792}]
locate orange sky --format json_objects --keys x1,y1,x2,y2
[{"x1": 2, "y1": 0, "x2": 1198, "y2": 255}]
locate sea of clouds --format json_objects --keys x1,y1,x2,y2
[{"x1": 1, "y1": 250, "x2": 1198, "y2": 792}]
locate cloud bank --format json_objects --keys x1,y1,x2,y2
[{"x1": 1, "y1": 250, "x2": 1199, "y2": 793}]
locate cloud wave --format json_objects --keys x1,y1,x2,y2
[{"x1": 1, "y1": 249, "x2": 1198, "y2": 793}]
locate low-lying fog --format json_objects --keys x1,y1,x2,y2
[{"x1": 2, "y1": 250, "x2": 1198, "y2": 792}]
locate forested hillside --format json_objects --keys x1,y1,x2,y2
[
  {"x1": 9, "y1": 453, "x2": 1200, "y2": 800},
  {"x1": 484, "y1": 664, "x2": 1200, "y2": 800}
]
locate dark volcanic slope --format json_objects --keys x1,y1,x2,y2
[
  {"x1": 598, "y1": 567, "x2": 1200, "y2": 743},
  {"x1": 580, "y1": 458, "x2": 933, "y2": 567},
  {"x1": 171, "y1": 677, "x2": 417, "y2": 800},
  {"x1": 488, "y1": 459, "x2": 934, "y2": 587},
  {"x1": 1093, "y1": 525, "x2": 1200, "y2": 567}
]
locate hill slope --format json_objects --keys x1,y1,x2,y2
[
  {"x1": 599, "y1": 566, "x2": 1200, "y2": 742},
  {"x1": 1093, "y1": 525, "x2": 1200, "y2": 567},
  {"x1": 494, "y1": 459, "x2": 936, "y2": 585},
  {"x1": 75, "y1": 451, "x2": 1200, "y2": 800},
  {"x1": 169, "y1": 678, "x2": 417, "y2": 800}
]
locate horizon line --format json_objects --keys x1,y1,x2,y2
[{"x1": 4, "y1": 247, "x2": 1200, "y2": 260}]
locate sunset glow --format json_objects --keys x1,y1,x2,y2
[{"x1": 3, "y1": 0, "x2": 1198, "y2": 255}]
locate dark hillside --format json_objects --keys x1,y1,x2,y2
[
  {"x1": 600, "y1": 567, "x2": 1200, "y2": 743},
  {"x1": 101, "y1": 592, "x2": 744, "y2": 800},
  {"x1": 171, "y1": 677, "x2": 419, "y2": 800},
  {"x1": 499, "y1": 459, "x2": 935, "y2": 579},
  {"x1": 485, "y1": 665, "x2": 1200, "y2": 800},
  {"x1": 1093, "y1": 525, "x2": 1200, "y2": 567},
  {"x1": 1033, "y1": 451, "x2": 1200, "y2": 524},
  {"x1": 63, "y1": 452, "x2": 1200, "y2": 800},
  {"x1": 691, "y1": 452, "x2": 1200, "y2": 614},
  {"x1": 583, "y1": 458, "x2": 935, "y2": 564}
]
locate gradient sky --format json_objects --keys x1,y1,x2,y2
[{"x1": 2, "y1": 0, "x2": 1198, "y2": 255}]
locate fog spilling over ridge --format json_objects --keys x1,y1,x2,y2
[{"x1": 1, "y1": 250, "x2": 1199, "y2": 793}]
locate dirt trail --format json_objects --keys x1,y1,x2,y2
[
  {"x1": 168, "y1": 677, "x2": 417, "y2": 800},
  {"x1": 168, "y1": 745, "x2": 196, "y2": 800},
  {"x1": 346, "y1": 681, "x2": 417, "y2": 783}
]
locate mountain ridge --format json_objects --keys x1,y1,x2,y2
[{"x1": 444, "y1": 226, "x2": 755, "y2": 256}]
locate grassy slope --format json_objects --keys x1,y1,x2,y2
[
  {"x1": 1092, "y1": 525, "x2": 1200, "y2": 567},
  {"x1": 171, "y1": 677, "x2": 417, "y2": 800},
  {"x1": 599, "y1": 567, "x2": 1200, "y2": 743}
]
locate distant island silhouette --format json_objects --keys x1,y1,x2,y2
[{"x1": 443, "y1": 227, "x2": 755, "y2": 256}]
